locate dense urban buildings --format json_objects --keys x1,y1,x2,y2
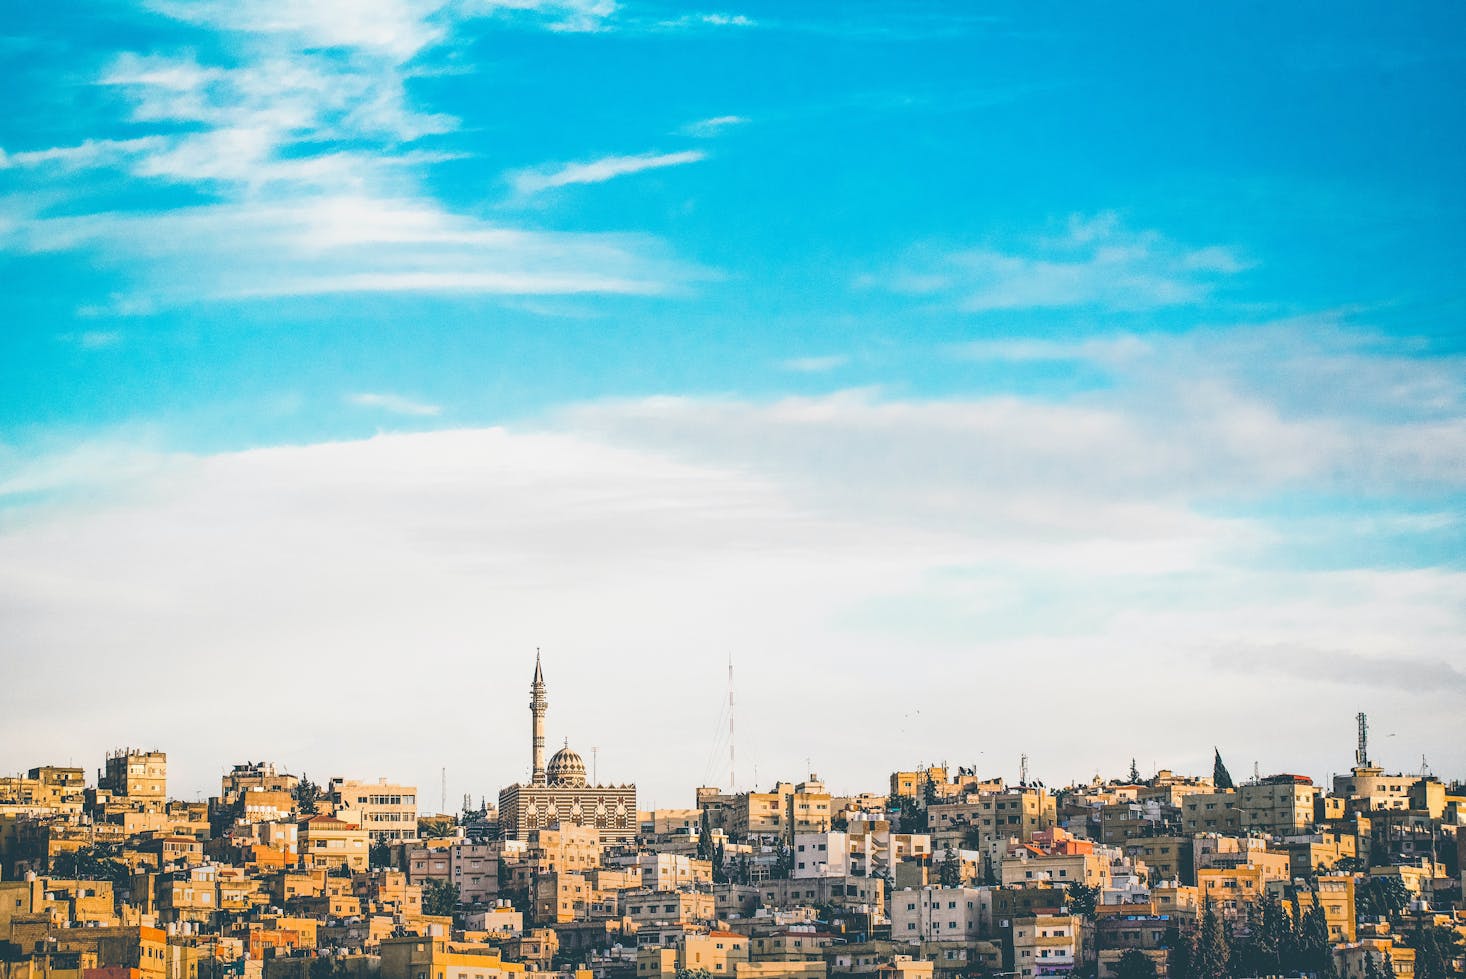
[{"x1": 2, "y1": 707, "x2": 1463, "y2": 979}]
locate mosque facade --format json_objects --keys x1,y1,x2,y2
[{"x1": 496, "y1": 652, "x2": 637, "y2": 843}]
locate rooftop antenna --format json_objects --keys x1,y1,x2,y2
[
  {"x1": 728, "y1": 654, "x2": 736, "y2": 793},
  {"x1": 593, "y1": 746, "x2": 599, "y2": 786},
  {"x1": 1355, "y1": 712, "x2": 1370, "y2": 768},
  {"x1": 441, "y1": 767, "x2": 447, "y2": 816},
  {"x1": 1020, "y1": 754, "x2": 1029, "y2": 786},
  {"x1": 1253, "y1": 761, "x2": 1260, "y2": 783}
]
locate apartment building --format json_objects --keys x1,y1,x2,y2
[{"x1": 328, "y1": 778, "x2": 418, "y2": 843}]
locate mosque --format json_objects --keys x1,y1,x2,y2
[{"x1": 496, "y1": 652, "x2": 638, "y2": 843}]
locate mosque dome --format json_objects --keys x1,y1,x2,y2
[{"x1": 547, "y1": 745, "x2": 588, "y2": 787}]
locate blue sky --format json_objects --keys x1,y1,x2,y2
[{"x1": 1, "y1": 2, "x2": 1463, "y2": 804}]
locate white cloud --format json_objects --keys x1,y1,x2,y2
[
  {"x1": 509, "y1": 150, "x2": 707, "y2": 196},
  {"x1": 657, "y1": 12, "x2": 756, "y2": 30},
  {"x1": 347, "y1": 392, "x2": 443, "y2": 416},
  {"x1": 2, "y1": 194, "x2": 689, "y2": 300},
  {"x1": 779, "y1": 354, "x2": 849, "y2": 373},
  {"x1": 1, "y1": 388, "x2": 1462, "y2": 802},
  {"x1": 682, "y1": 114, "x2": 749, "y2": 138},
  {"x1": 879, "y1": 212, "x2": 1249, "y2": 312},
  {"x1": 952, "y1": 334, "x2": 1151, "y2": 366},
  {"x1": 76, "y1": 331, "x2": 123, "y2": 350},
  {"x1": 0, "y1": 0, "x2": 689, "y2": 304},
  {"x1": 0, "y1": 137, "x2": 169, "y2": 172}
]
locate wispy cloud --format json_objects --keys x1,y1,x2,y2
[
  {"x1": 347, "y1": 392, "x2": 443, "y2": 417},
  {"x1": 0, "y1": 0, "x2": 694, "y2": 305},
  {"x1": 1215, "y1": 644, "x2": 1466, "y2": 694},
  {"x1": 952, "y1": 335, "x2": 1151, "y2": 366},
  {"x1": 682, "y1": 115, "x2": 749, "y2": 138},
  {"x1": 59, "y1": 331, "x2": 124, "y2": 350},
  {"x1": 3, "y1": 195, "x2": 689, "y2": 301},
  {"x1": 0, "y1": 137, "x2": 168, "y2": 172},
  {"x1": 509, "y1": 150, "x2": 707, "y2": 196},
  {"x1": 656, "y1": 12, "x2": 757, "y2": 30},
  {"x1": 779, "y1": 354, "x2": 849, "y2": 373},
  {"x1": 873, "y1": 212, "x2": 1249, "y2": 312}
]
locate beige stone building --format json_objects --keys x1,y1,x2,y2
[
  {"x1": 1008, "y1": 914, "x2": 1080, "y2": 979},
  {"x1": 1296, "y1": 874, "x2": 1357, "y2": 943},
  {"x1": 1180, "y1": 792, "x2": 1244, "y2": 835},
  {"x1": 498, "y1": 653, "x2": 637, "y2": 843},
  {"x1": 928, "y1": 788, "x2": 1056, "y2": 852},
  {"x1": 1333, "y1": 767, "x2": 1417, "y2": 812},
  {"x1": 379, "y1": 936, "x2": 528, "y2": 979},
  {"x1": 329, "y1": 777, "x2": 418, "y2": 843},
  {"x1": 1122, "y1": 836, "x2": 1192, "y2": 884},
  {"x1": 620, "y1": 888, "x2": 716, "y2": 927},
  {"x1": 1193, "y1": 835, "x2": 1290, "y2": 882},
  {"x1": 1197, "y1": 865, "x2": 1266, "y2": 916},
  {"x1": 298, "y1": 814, "x2": 369, "y2": 872},
  {"x1": 1235, "y1": 776, "x2": 1320, "y2": 833},
  {"x1": 724, "y1": 779, "x2": 832, "y2": 842},
  {"x1": 99, "y1": 750, "x2": 167, "y2": 809}
]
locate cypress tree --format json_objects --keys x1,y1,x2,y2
[
  {"x1": 1195, "y1": 902, "x2": 1231, "y2": 979},
  {"x1": 1212, "y1": 749, "x2": 1234, "y2": 790}
]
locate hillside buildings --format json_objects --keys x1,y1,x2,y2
[{"x1": 0, "y1": 710, "x2": 1462, "y2": 979}]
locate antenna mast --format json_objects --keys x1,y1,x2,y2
[
  {"x1": 728, "y1": 654, "x2": 736, "y2": 792},
  {"x1": 1020, "y1": 754, "x2": 1029, "y2": 786},
  {"x1": 1355, "y1": 712, "x2": 1369, "y2": 768},
  {"x1": 441, "y1": 767, "x2": 447, "y2": 816}
]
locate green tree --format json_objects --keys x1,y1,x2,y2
[
  {"x1": 1066, "y1": 882, "x2": 1099, "y2": 919},
  {"x1": 422, "y1": 878, "x2": 459, "y2": 917},
  {"x1": 296, "y1": 775, "x2": 321, "y2": 815},
  {"x1": 1113, "y1": 949, "x2": 1157, "y2": 979},
  {"x1": 1245, "y1": 890, "x2": 1292, "y2": 977},
  {"x1": 369, "y1": 842, "x2": 394, "y2": 869},
  {"x1": 697, "y1": 810, "x2": 713, "y2": 861},
  {"x1": 771, "y1": 841, "x2": 793, "y2": 880},
  {"x1": 1358, "y1": 876, "x2": 1410, "y2": 922},
  {"x1": 1406, "y1": 923, "x2": 1463, "y2": 979},
  {"x1": 1167, "y1": 924, "x2": 1196, "y2": 979},
  {"x1": 1194, "y1": 902, "x2": 1231, "y2": 979},
  {"x1": 209, "y1": 795, "x2": 245, "y2": 839},
  {"x1": 939, "y1": 846, "x2": 961, "y2": 887},
  {"x1": 1212, "y1": 749, "x2": 1234, "y2": 791},
  {"x1": 417, "y1": 815, "x2": 457, "y2": 839},
  {"x1": 51, "y1": 845, "x2": 131, "y2": 885},
  {"x1": 712, "y1": 842, "x2": 727, "y2": 885},
  {"x1": 1300, "y1": 902, "x2": 1339, "y2": 979},
  {"x1": 887, "y1": 794, "x2": 928, "y2": 835}
]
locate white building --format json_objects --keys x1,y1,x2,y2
[
  {"x1": 793, "y1": 831, "x2": 850, "y2": 878},
  {"x1": 890, "y1": 886, "x2": 986, "y2": 943}
]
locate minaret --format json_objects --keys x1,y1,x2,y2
[{"x1": 530, "y1": 649, "x2": 548, "y2": 785}]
